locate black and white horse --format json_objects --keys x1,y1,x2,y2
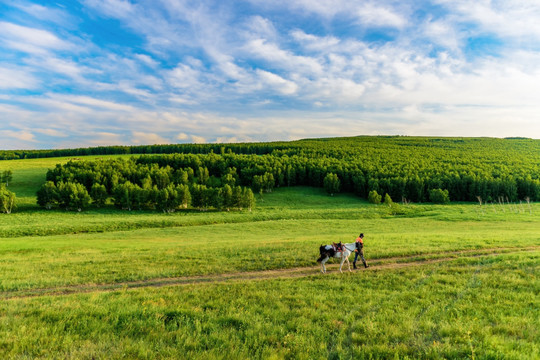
[{"x1": 317, "y1": 243, "x2": 355, "y2": 273}]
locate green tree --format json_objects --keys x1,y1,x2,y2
[
  {"x1": 57, "y1": 182, "x2": 91, "y2": 211},
  {"x1": 197, "y1": 167, "x2": 209, "y2": 185},
  {"x1": 90, "y1": 183, "x2": 108, "y2": 207},
  {"x1": 2, "y1": 170, "x2": 13, "y2": 186},
  {"x1": 71, "y1": 183, "x2": 91, "y2": 211},
  {"x1": 177, "y1": 184, "x2": 191, "y2": 209},
  {"x1": 190, "y1": 184, "x2": 211, "y2": 210},
  {"x1": 221, "y1": 167, "x2": 238, "y2": 187},
  {"x1": 262, "y1": 172, "x2": 275, "y2": 193},
  {"x1": 174, "y1": 169, "x2": 189, "y2": 185},
  {"x1": 157, "y1": 185, "x2": 182, "y2": 213},
  {"x1": 352, "y1": 173, "x2": 366, "y2": 197},
  {"x1": 199, "y1": 186, "x2": 212, "y2": 210},
  {"x1": 232, "y1": 186, "x2": 243, "y2": 209},
  {"x1": 368, "y1": 190, "x2": 382, "y2": 204},
  {"x1": 286, "y1": 165, "x2": 296, "y2": 186},
  {"x1": 241, "y1": 187, "x2": 255, "y2": 211},
  {"x1": 207, "y1": 176, "x2": 222, "y2": 188},
  {"x1": 222, "y1": 184, "x2": 233, "y2": 211},
  {"x1": 0, "y1": 185, "x2": 16, "y2": 213},
  {"x1": 323, "y1": 173, "x2": 340, "y2": 196},
  {"x1": 152, "y1": 167, "x2": 171, "y2": 189},
  {"x1": 113, "y1": 182, "x2": 137, "y2": 210},
  {"x1": 37, "y1": 181, "x2": 59, "y2": 209},
  {"x1": 210, "y1": 187, "x2": 224, "y2": 210},
  {"x1": 252, "y1": 175, "x2": 264, "y2": 194}
]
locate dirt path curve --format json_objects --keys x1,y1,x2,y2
[{"x1": 3, "y1": 246, "x2": 538, "y2": 300}]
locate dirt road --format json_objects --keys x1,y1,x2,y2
[{"x1": 3, "y1": 246, "x2": 537, "y2": 300}]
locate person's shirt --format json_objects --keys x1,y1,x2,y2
[{"x1": 355, "y1": 237, "x2": 363, "y2": 250}]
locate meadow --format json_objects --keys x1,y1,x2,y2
[{"x1": 0, "y1": 156, "x2": 538, "y2": 359}]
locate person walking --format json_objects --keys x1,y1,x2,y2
[{"x1": 353, "y1": 233, "x2": 369, "y2": 269}]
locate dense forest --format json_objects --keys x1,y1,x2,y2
[
  {"x1": 28, "y1": 136, "x2": 540, "y2": 211},
  {"x1": 39, "y1": 157, "x2": 255, "y2": 212}
]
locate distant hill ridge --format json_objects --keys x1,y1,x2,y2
[{"x1": 0, "y1": 136, "x2": 537, "y2": 160}]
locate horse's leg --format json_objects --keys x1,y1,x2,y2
[
  {"x1": 339, "y1": 254, "x2": 345, "y2": 273},
  {"x1": 321, "y1": 256, "x2": 328, "y2": 273},
  {"x1": 345, "y1": 254, "x2": 352, "y2": 272}
]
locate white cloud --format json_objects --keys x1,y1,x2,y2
[
  {"x1": 244, "y1": 16, "x2": 278, "y2": 41},
  {"x1": 245, "y1": 38, "x2": 323, "y2": 75},
  {"x1": 168, "y1": 64, "x2": 203, "y2": 89},
  {"x1": 19, "y1": 94, "x2": 137, "y2": 115},
  {"x1": 191, "y1": 135, "x2": 206, "y2": 144},
  {"x1": 0, "y1": 66, "x2": 39, "y2": 89},
  {"x1": 256, "y1": 70, "x2": 298, "y2": 95},
  {"x1": 421, "y1": 19, "x2": 461, "y2": 52},
  {"x1": 135, "y1": 53, "x2": 159, "y2": 68},
  {"x1": 246, "y1": 0, "x2": 349, "y2": 19},
  {"x1": 0, "y1": 130, "x2": 36, "y2": 142},
  {"x1": 131, "y1": 131, "x2": 168, "y2": 145},
  {"x1": 26, "y1": 56, "x2": 86, "y2": 81},
  {"x1": 357, "y1": 3, "x2": 407, "y2": 29},
  {"x1": 0, "y1": 21, "x2": 72, "y2": 55},
  {"x1": 84, "y1": 0, "x2": 135, "y2": 19},
  {"x1": 55, "y1": 95, "x2": 137, "y2": 112},
  {"x1": 34, "y1": 128, "x2": 69, "y2": 138},
  {"x1": 169, "y1": 96, "x2": 197, "y2": 105},
  {"x1": 176, "y1": 133, "x2": 189, "y2": 141},
  {"x1": 434, "y1": 0, "x2": 540, "y2": 40},
  {"x1": 11, "y1": 3, "x2": 73, "y2": 26},
  {"x1": 291, "y1": 30, "x2": 340, "y2": 52},
  {"x1": 84, "y1": 132, "x2": 124, "y2": 146}
]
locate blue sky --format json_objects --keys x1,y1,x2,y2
[{"x1": 1, "y1": 0, "x2": 540, "y2": 149}]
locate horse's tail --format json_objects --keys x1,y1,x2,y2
[{"x1": 317, "y1": 245, "x2": 327, "y2": 262}]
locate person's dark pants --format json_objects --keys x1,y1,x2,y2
[{"x1": 353, "y1": 249, "x2": 368, "y2": 268}]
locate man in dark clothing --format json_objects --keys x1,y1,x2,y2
[{"x1": 353, "y1": 233, "x2": 369, "y2": 269}]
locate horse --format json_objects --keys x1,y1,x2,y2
[{"x1": 317, "y1": 243, "x2": 355, "y2": 273}]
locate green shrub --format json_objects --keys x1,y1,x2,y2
[
  {"x1": 368, "y1": 190, "x2": 382, "y2": 204},
  {"x1": 429, "y1": 188, "x2": 450, "y2": 204}
]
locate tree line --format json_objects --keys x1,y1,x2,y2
[
  {"x1": 36, "y1": 137, "x2": 540, "y2": 214},
  {"x1": 38, "y1": 158, "x2": 255, "y2": 212},
  {"x1": 0, "y1": 142, "x2": 285, "y2": 160},
  {"x1": 132, "y1": 147, "x2": 540, "y2": 203},
  {"x1": 3, "y1": 136, "x2": 539, "y2": 213}
]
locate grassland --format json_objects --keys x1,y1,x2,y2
[{"x1": 0, "y1": 156, "x2": 538, "y2": 359}]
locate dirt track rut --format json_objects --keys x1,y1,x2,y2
[{"x1": 3, "y1": 246, "x2": 538, "y2": 300}]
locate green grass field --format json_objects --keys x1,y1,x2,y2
[{"x1": 0, "y1": 157, "x2": 538, "y2": 359}]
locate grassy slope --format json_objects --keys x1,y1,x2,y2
[{"x1": 0, "y1": 156, "x2": 538, "y2": 359}]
